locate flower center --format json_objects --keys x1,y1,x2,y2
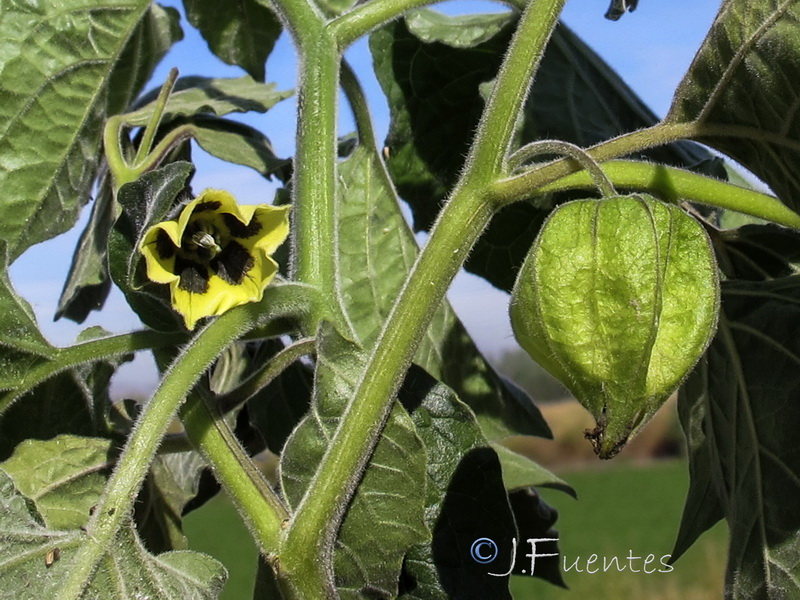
[{"x1": 184, "y1": 220, "x2": 222, "y2": 260}]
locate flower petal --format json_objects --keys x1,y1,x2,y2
[
  {"x1": 171, "y1": 256, "x2": 279, "y2": 330},
  {"x1": 253, "y1": 205, "x2": 291, "y2": 254},
  {"x1": 140, "y1": 221, "x2": 181, "y2": 284}
]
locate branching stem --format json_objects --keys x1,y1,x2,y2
[
  {"x1": 536, "y1": 159, "x2": 800, "y2": 229},
  {"x1": 509, "y1": 139, "x2": 617, "y2": 197},
  {"x1": 280, "y1": 0, "x2": 568, "y2": 594}
]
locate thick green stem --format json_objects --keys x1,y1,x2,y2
[
  {"x1": 275, "y1": 2, "x2": 348, "y2": 331},
  {"x1": 281, "y1": 190, "x2": 495, "y2": 597},
  {"x1": 180, "y1": 388, "x2": 289, "y2": 556},
  {"x1": 280, "y1": 0, "x2": 566, "y2": 587},
  {"x1": 292, "y1": 42, "x2": 339, "y2": 293},
  {"x1": 465, "y1": 0, "x2": 567, "y2": 184},
  {"x1": 536, "y1": 159, "x2": 800, "y2": 229},
  {"x1": 487, "y1": 119, "x2": 800, "y2": 209},
  {"x1": 490, "y1": 122, "x2": 698, "y2": 204},
  {"x1": 57, "y1": 308, "x2": 260, "y2": 600}
]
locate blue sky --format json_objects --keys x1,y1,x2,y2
[{"x1": 9, "y1": 0, "x2": 724, "y2": 394}]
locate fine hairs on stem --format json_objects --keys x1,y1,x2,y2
[{"x1": 509, "y1": 139, "x2": 617, "y2": 198}]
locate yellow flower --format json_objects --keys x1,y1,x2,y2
[{"x1": 139, "y1": 189, "x2": 290, "y2": 330}]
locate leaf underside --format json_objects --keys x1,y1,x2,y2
[
  {"x1": 336, "y1": 144, "x2": 551, "y2": 443},
  {"x1": 668, "y1": 0, "x2": 800, "y2": 213},
  {"x1": 0, "y1": 449, "x2": 225, "y2": 599},
  {"x1": 280, "y1": 326, "x2": 429, "y2": 598},
  {"x1": 676, "y1": 277, "x2": 800, "y2": 599}
]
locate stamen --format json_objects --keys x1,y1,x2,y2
[{"x1": 185, "y1": 221, "x2": 222, "y2": 259}]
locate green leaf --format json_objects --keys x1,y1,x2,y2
[
  {"x1": 108, "y1": 161, "x2": 195, "y2": 332},
  {"x1": 0, "y1": 435, "x2": 113, "y2": 531},
  {"x1": 667, "y1": 0, "x2": 800, "y2": 211},
  {"x1": 0, "y1": 0, "x2": 156, "y2": 262},
  {"x1": 244, "y1": 340, "x2": 313, "y2": 455},
  {"x1": 55, "y1": 2, "x2": 184, "y2": 323},
  {"x1": 371, "y1": 12, "x2": 715, "y2": 292},
  {"x1": 126, "y1": 76, "x2": 293, "y2": 127},
  {"x1": 280, "y1": 326, "x2": 429, "y2": 598},
  {"x1": 0, "y1": 245, "x2": 55, "y2": 395},
  {"x1": 182, "y1": 0, "x2": 281, "y2": 82},
  {"x1": 0, "y1": 345, "x2": 130, "y2": 460},
  {"x1": 489, "y1": 443, "x2": 574, "y2": 497},
  {"x1": 55, "y1": 175, "x2": 116, "y2": 323},
  {"x1": 136, "y1": 451, "x2": 207, "y2": 553},
  {"x1": 675, "y1": 277, "x2": 800, "y2": 598},
  {"x1": 187, "y1": 115, "x2": 291, "y2": 181},
  {"x1": 337, "y1": 144, "x2": 550, "y2": 440},
  {"x1": 108, "y1": 3, "x2": 185, "y2": 122},
  {"x1": 370, "y1": 12, "x2": 510, "y2": 223},
  {"x1": 403, "y1": 9, "x2": 511, "y2": 46},
  {"x1": 396, "y1": 365, "x2": 521, "y2": 599},
  {"x1": 0, "y1": 470, "x2": 226, "y2": 598}
]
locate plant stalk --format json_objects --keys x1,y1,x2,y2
[
  {"x1": 534, "y1": 159, "x2": 800, "y2": 229},
  {"x1": 328, "y1": 0, "x2": 444, "y2": 48},
  {"x1": 57, "y1": 308, "x2": 261, "y2": 600},
  {"x1": 277, "y1": 12, "x2": 350, "y2": 332},
  {"x1": 133, "y1": 67, "x2": 178, "y2": 165},
  {"x1": 180, "y1": 388, "x2": 289, "y2": 555},
  {"x1": 0, "y1": 329, "x2": 179, "y2": 416},
  {"x1": 280, "y1": 0, "x2": 568, "y2": 588},
  {"x1": 464, "y1": 0, "x2": 568, "y2": 185}
]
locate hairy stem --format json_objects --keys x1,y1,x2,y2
[
  {"x1": 274, "y1": 0, "x2": 349, "y2": 332},
  {"x1": 280, "y1": 0, "x2": 567, "y2": 586},
  {"x1": 340, "y1": 60, "x2": 376, "y2": 147},
  {"x1": 217, "y1": 338, "x2": 316, "y2": 415},
  {"x1": 133, "y1": 67, "x2": 178, "y2": 165},
  {"x1": 536, "y1": 159, "x2": 800, "y2": 229},
  {"x1": 57, "y1": 283, "x2": 313, "y2": 599},
  {"x1": 57, "y1": 308, "x2": 257, "y2": 600},
  {"x1": 0, "y1": 329, "x2": 179, "y2": 416},
  {"x1": 132, "y1": 124, "x2": 194, "y2": 174},
  {"x1": 509, "y1": 139, "x2": 617, "y2": 197},
  {"x1": 329, "y1": 0, "x2": 444, "y2": 49},
  {"x1": 487, "y1": 119, "x2": 800, "y2": 208},
  {"x1": 465, "y1": 0, "x2": 567, "y2": 184},
  {"x1": 490, "y1": 122, "x2": 699, "y2": 204},
  {"x1": 180, "y1": 387, "x2": 289, "y2": 555}
]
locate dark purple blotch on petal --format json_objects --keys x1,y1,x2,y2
[
  {"x1": 155, "y1": 229, "x2": 176, "y2": 260},
  {"x1": 176, "y1": 255, "x2": 210, "y2": 293},
  {"x1": 193, "y1": 200, "x2": 222, "y2": 213},
  {"x1": 222, "y1": 213, "x2": 263, "y2": 239},
  {"x1": 212, "y1": 240, "x2": 254, "y2": 285}
]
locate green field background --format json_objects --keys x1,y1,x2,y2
[
  {"x1": 511, "y1": 460, "x2": 727, "y2": 600},
  {"x1": 184, "y1": 460, "x2": 727, "y2": 599}
]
